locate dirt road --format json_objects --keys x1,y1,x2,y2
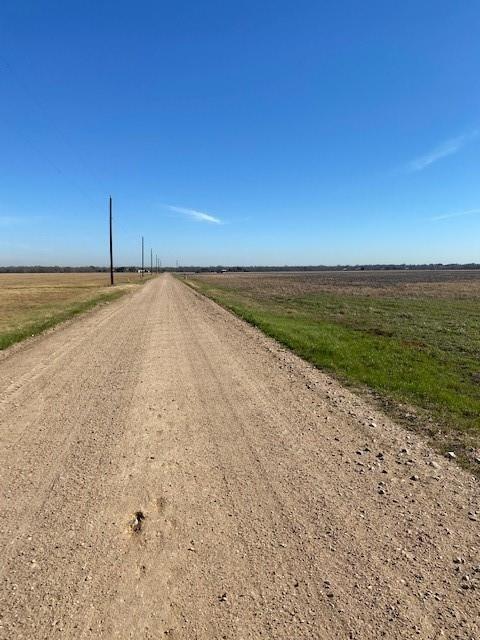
[{"x1": 0, "y1": 274, "x2": 478, "y2": 639}]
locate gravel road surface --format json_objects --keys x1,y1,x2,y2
[{"x1": 0, "y1": 274, "x2": 478, "y2": 639}]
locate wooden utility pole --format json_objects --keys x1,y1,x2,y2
[
  {"x1": 109, "y1": 196, "x2": 114, "y2": 286},
  {"x1": 150, "y1": 248, "x2": 153, "y2": 274},
  {"x1": 141, "y1": 236, "x2": 144, "y2": 277}
]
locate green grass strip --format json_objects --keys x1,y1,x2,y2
[
  {"x1": 187, "y1": 279, "x2": 480, "y2": 446},
  {"x1": 0, "y1": 289, "x2": 127, "y2": 351}
]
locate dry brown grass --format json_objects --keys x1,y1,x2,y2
[{"x1": 0, "y1": 272, "x2": 149, "y2": 348}]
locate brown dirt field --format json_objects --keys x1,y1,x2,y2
[
  {"x1": 195, "y1": 269, "x2": 480, "y2": 299},
  {"x1": 0, "y1": 275, "x2": 478, "y2": 639}
]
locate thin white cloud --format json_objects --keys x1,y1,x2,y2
[
  {"x1": 406, "y1": 130, "x2": 478, "y2": 172},
  {"x1": 166, "y1": 204, "x2": 223, "y2": 224},
  {"x1": 430, "y1": 208, "x2": 480, "y2": 222}
]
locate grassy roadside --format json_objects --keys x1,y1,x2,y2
[
  {"x1": 0, "y1": 289, "x2": 127, "y2": 350},
  {"x1": 185, "y1": 275, "x2": 480, "y2": 471},
  {"x1": 0, "y1": 273, "x2": 154, "y2": 351}
]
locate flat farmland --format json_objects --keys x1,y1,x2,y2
[
  {"x1": 0, "y1": 272, "x2": 148, "y2": 350},
  {"x1": 1, "y1": 274, "x2": 479, "y2": 637},
  {"x1": 187, "y1": 270, "x2": 480, "y2": 464}
]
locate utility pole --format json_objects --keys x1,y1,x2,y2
[
  {"x1": 109, "y1": 196, "x2": 114, "y2": 286},
  {"x1": 141, "y1": 236, "x2": 144, "y2": 277},
  {"x1": 150, "y1": 248, "x2": 153, "y2": 274}
]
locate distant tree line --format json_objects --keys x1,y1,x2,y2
[
  {"x1": 1, "y1": 263, "x2": 478, "y2": 274},
  {"x1": 0, "y1": 266, "x2": 141, "y2": 273},
  {"x1": 173, "y1": 263, "x2": 480, "y2": 273}
]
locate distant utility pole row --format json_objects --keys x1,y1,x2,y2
[{"x1": 109, "y1": 197, "x2": 162, "y2": 286}]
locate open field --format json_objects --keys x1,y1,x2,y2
[
  {"x1": 1, "y1": 274, "x2": 479, "y2": 638},
  {"x1": 0, "y1": 272, "x2": 150, "y2": 350},
  {"x1": 186, "y1": 270, "x2": 480, "y2": 466}
]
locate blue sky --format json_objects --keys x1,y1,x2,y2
[{"x1": 1, "y1": 1, "x2": 479, "y2": 266}]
